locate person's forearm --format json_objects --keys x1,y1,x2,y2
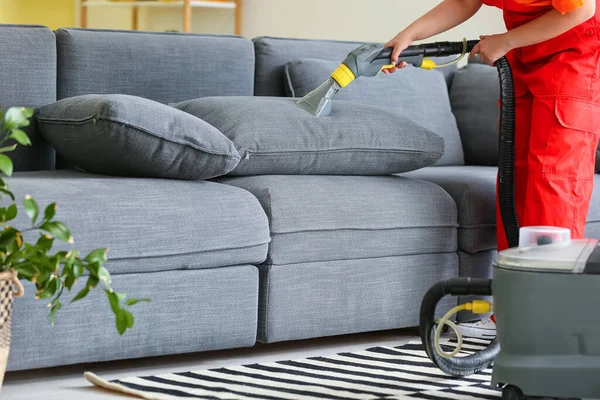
[
  {"x1": 404, "y1": 0, "x2": 483, "y2": 40},
  {"x1": 504, "y1": 1, "x2": 595, "y2": 48}
]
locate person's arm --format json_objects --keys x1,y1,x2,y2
[
  {"x1": 472, "y1": 0, "x2": 595, "y2": 65},
  {"x1": 384, "y1": 0, "x2": 483, "y2": 72}
]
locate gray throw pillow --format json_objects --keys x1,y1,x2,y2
[
  {"x1": 172, "y1": 96, "x2": 444, "y2": 176},
  {"x1": 449, "y1": 63, "x2": 500, "y2": 166},
  {"x1": 284, "y1": 58, "x2": 464, "y2": 166},
  {"x1": 37, "y1": 94, "x2": 240, "y2": 180}
]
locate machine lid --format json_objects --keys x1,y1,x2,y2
[{"x1": 495, "y1": 227, "x2": 599, "y2": 273}]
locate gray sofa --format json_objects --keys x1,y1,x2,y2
[{"x1": 4, "y1": 24, "x2": 600, "y2": 373}]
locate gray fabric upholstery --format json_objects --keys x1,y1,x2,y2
[
  {"x1": 253, "y1": 36, "x2": 457, "y2": 97},
  {"x1": 450, "y1": 63, "x2": 500, "y2": 166},
  {"x1": 56, "y1": 28, "x2": 255, "y2": 104},
  {"x1": 457, "y1": 251, "x2": 496, "y2": 322},
  {"x1": 284, "y1": 58, "x2": 464, "y2": 166},
  {"x1": 174, "y1": 97, "x2": 444, "y2": 175},
  {"x1": 404, "y1": 167, "x2": 600, "y2": 253},
  {"x1": 403, "y1": 166, "x2": 498, "y2": 253},
  {"x1": 38, "y1": 94, "x2": 240, "y2": 180},
  {"x1": 258, "y1": 254, "x2": 458, "y2": 343},
  {"x1": 9, "y1": 265, "x2": 258, "y2": 371},
  {"x1": 6, "y1": 170, "x2": 270, "y2": 274},
  {"x1": 0, "y1": 25, "x2": 56, "y2": 171},
  {"x1": 217, "y1": 175, "x2": 457, "y2": 265}
]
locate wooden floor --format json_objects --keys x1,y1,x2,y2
[{"x1": 3, "y1": 329, "x2": 418, "y2": 400}]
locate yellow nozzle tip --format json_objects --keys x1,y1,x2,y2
[
  {"x1": 331, "y1": 64, "x2": 355, "y2": 88},
  {"x1": 421, "y1": 59, "x2": 437, "y2": 70}
]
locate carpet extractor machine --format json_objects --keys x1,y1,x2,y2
[{"x1": 296, "y1": 39, "x2": 600, "y2": 400}]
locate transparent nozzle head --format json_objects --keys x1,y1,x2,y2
[
  {"x1": 518, "y1": 226, "x2": 571, "y2": 248},
  {"x1": 296, "y1": 77, "x2": 340, "y2": 117}
]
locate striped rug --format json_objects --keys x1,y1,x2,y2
[{"x1": 85, "y1": 337, "x2": 500, "y2": 400}]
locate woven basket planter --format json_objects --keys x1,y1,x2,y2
[{"x1": 0, "y1": 271, "x2": 24, "y2": 391}]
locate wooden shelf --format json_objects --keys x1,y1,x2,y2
[
  {"x1": 82, "y1": 1, "x2": 237, "y2": 9},
  {"x1": 80, "y1": 0, "x2": 242, "y2": 35}
]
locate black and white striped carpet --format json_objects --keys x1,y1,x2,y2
[{"x1": 85, "y1": 338, "x2": 500, "y2": 400}]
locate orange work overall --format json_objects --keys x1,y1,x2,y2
[{"x1": 482, "y1": 0, "x2": 600, "y2": 251}]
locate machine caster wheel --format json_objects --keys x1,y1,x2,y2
[
  {"x1": 501, "y1": 385, "x2": 580, "y2": 400},
  {"x1": 502, "y1": 385, "x2": 524, "y2": 400}
]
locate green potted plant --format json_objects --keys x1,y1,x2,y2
[{"x1": 0, "y1": 107, "x2": 148, "y2": 388}]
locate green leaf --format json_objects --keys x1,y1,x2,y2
[
  {"x1": 37, "y1": 277, "x2": 59, "y2": 299},
  {"x1": 9, "y1": 129, "x2": 31, "y2": 146},
  {"x1": 36, "y1": 234, "x2": 54, "y2": 253},
  {"x1": 98, "y1": 266, "x2": 111, "y2": 285},
  {"x1": 49, "y1": 301, "x2": 62, "y2": 325},
  {"x1": 86, "y1": 275, "x2": 99, "y2": 290},
  {"x1": 85, "y1": 248, "x2": 108, "y2": 264},
  {"x1": 5, "y1": 204, "x2": 17, "y2": 221},
  {"x1": 4, "y1": 107, "x2": 31, "y2": 130},
  {"x1": 86, "y1": 261, "x2": 100, "y2": 277},
  {"x1": 71, "y1": 286, "x2": 89, "y2": 303},
  {"x1": 64, "y1": 271, "x2": 76, "y2": 290},
  {"x1": 23, "y1": 195, "x2": 39, "y2": 223},
  {"x1": 44, "y1": 203, "x2": 57, "y2": 223},
  {"x1": 0, "y1": 228, "x2": 18, "y2": 248},
  {"x1": 40, "y1": 221, "x2": 72, "y2": 243},
  {"x1": 0, "y1": 188, "x2": 15, "y2": 201},
  {"x1": 0, "y1": 155, "x2": 13, "y2": 177},
  {"x1": 0, "y1": 144, "x2": 18, "y2": 154},
  {"x1": 107, "y1": 290, "x2": 120, "y2": 315},
  {"x1": 116, "y1": 309, "x2": 134, "y2": 335},
  {"x1": 12, "y1": 262, "x2": 38, "y2": 280},
  {"x1": 125, "y1": 298, "x2": 151, "y2": 306}
]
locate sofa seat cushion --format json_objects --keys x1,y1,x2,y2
[
  {"x1": 284, "y1": 58, "x2": 464, "y2": 166},
  {"x1": 402, "y1": 166, "x2": 497, "y2": 253},
  {"x1": 6, "y1": 170, "x2": 270, "y2": 274},
  {"x1": 403, "y1": 166, "x2": 600, "y2": 253},
  {"x1": 216, "y1": 175, "x2": 458, "y2": 265},
  {"x1": 258, "y1": 254, "x2": 458, "y2": 343},
  {"x1": 10, "y1": 265, "x2": 259, "y2": 371},
  {"x1": 38, "y1": 94, "x2": 241, "y2": 180},
  {"x1": 173, "y1": 96, "x2": 444, "y2": 176}
]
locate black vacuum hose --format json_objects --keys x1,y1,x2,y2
[{"x1": 418, "y1": 50, "x2": 517, "y2": 376}]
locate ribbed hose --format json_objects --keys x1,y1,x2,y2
[
  {"x1": 496, "y1": 56, "x2": 520, "y2": 248},
  {"x1": 418, "y1": 53, "x2": 517, "y2": 376},
  {"x1": 376, "y1": 40, "x2": 480, "y2": 60},
  {"x1": 420, "y1": 278, "x2": 500, "y2": 376}
]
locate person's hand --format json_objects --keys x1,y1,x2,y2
[
  {"x1": 383, "y1": 30, "x2": 415, "y2": 74},
  {"x1": 470, "y1": 34, "x2": 513, "y2": 66}
]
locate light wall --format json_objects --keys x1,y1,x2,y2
[
  {"x1": 2, "y1": 0, "x2": 505, "y2": 44},
  {"x1": 241, "y1": 0, "x2": 506, "y2": 43},
  {"x1": 83, "y1": 0, "x2": 506, "y2": 43},
  {"x1": 0, "y1": 0, "x2": 75, "y2": 30}
]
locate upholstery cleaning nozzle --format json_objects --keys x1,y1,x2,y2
[
  {"x1": 296, "y1": 77, "x2": 340, "y2": 117},
  {"x1": 297, "y1": 39, "x2": 477, "y2": 117}
]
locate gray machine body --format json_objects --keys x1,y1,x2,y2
[{"x1": 491, "y1": 237, "x2": 600, "y2": 398}]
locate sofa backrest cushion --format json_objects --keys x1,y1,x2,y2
[
  {"x1": 56, "y1": 29, "x2": 255, "y2": 104},
  {"x1": 285, "y1": 58, "x2": 465, "y2": 166},
  {"x1": 253, "y1": 36, "x2": 457, "y2": 98},
  {"x1": 0, "y1": 24, "x2": 57, "y2": 171},
  {"x1": 449, "y1": 62, "x2": 500, "y2": 166}
]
